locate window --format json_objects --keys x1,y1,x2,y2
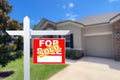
[{"x1": 60, "y1": 33, "x2": 74, "y2": 48}]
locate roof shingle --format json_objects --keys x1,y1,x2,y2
[{"x1": 78, "y1": 12, "x2": 120, "y2": 26}]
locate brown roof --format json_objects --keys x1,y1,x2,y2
[
  {"x1": 78, "y1": 12, "x2": 120, "y2": 26},
  {"x1": 33, "y1": 12, "x2": 120, "y2": 29}
]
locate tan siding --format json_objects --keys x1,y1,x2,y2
[{"x1": 84, "y1": 24, "x2": 112, "y2": 34}]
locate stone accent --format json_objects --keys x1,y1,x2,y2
[{"x1": 113, "y1": 20, "x2": 120, "y2": 61}]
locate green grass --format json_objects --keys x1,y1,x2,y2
[
  {"x1": 0, "y1": 57, "x2": 68, "y2": 80},
  {"x1": 0, "y1": 57, "x2": 23, "y2": 80}
]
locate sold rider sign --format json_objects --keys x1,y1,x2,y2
[{"x1": 33, "y1": 38, "x2": 65, "y2": 64}]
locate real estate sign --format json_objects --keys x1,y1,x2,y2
[{"x1": 33, "y1": 38, "x2": 65, "y2": 64}]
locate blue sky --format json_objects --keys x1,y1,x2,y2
[{"x1": 8, "y1": 0, "x2": 120, "y2": 28}]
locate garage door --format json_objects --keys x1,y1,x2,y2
[{"x1": 85, "y1": 35, "x2": 113, "y2": 58}]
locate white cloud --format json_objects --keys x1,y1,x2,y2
[
  {"x1": 69, "y1": 3, "x2": 74, "y2": 8},
  {"x1": 57, "y1": 2, "x2": 75, "y2": 9},
  {"x1": 65, "y1": 13, "x2": 78, "y2": 20},
  {"x1": 109, "y1": 0, "x2": 119, "y2": 2}
]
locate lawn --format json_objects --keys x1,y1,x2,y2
[{"x1": 0, "y1": 57, "x2": 68, "y2": 80}]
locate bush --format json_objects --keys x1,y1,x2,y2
[
  {"x1": 66, "y1": 49, "x2": 83, "y2": 59},
  {"x1": 16, "y1": 50, "x2": 23, "y2": 58}
]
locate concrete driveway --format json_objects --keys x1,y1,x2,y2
[{"x1": 49, "y1": 57, "x2": 120, "y2": 80}]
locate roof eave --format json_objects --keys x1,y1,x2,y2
[{"x1": 109, "y1": 14, "x2": 120, "y2": 24}]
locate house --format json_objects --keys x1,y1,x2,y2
[{"x1": 33, "y1": 12, "x2": 120, "y2": 61}]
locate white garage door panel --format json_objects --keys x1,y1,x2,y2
[{"x1": 85, "y1": 35, "x2": 113, "y2": 58}]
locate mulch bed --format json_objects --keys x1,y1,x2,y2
[{"x1": 0, "y1": 70, "x2": 14, "y2": 79}]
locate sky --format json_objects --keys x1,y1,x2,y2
[{"x1": 8, "y1": 0, "x2": 120, "y2": 28}]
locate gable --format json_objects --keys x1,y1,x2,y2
[
  {"x1": 33, "y1": 18, "x2": 56, "y2": 30},
  {"x1": 43, "y1": 23, "x2": 56, "y2": 30}
]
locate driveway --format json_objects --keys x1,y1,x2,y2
[{"x1": 49, "y1": 57, "x2": 120, "y2": 80}]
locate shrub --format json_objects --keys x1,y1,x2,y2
[
  {"x1": 16, "y1": 50, "x2": 23, "y2": 58},
  {"x1": 66, "y1": 49, "x2": 83, "y2": 59}
]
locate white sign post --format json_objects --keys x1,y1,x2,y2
[
  {"x1": 6, "y1": 16, "x2": 70, "y2": 80},
  {"x1": 23, "y1": 16, "x2": 30, "y2": 80}
]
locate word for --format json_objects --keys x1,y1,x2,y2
[{"x1": 39, "y1": 40, "x2": 58, "y2": 47}]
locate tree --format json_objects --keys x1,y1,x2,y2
[{"x1": 0, "y1": 0, "x2": 23, "y2": 67}]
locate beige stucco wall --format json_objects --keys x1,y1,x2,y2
[
  {"x1": 84, "y1": 24, "x2": 113, "y2": 34},
  {"x1": 57, "y1": 23, "x2": 83, "y2": 50}
]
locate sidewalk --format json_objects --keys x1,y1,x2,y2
[{"x1": 49, "y1": 57, "x2": 120, "y2": 80}]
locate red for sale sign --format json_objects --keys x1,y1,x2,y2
[{"x1": 33, "y1": 38, "x2": 65, "y2": 64}]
